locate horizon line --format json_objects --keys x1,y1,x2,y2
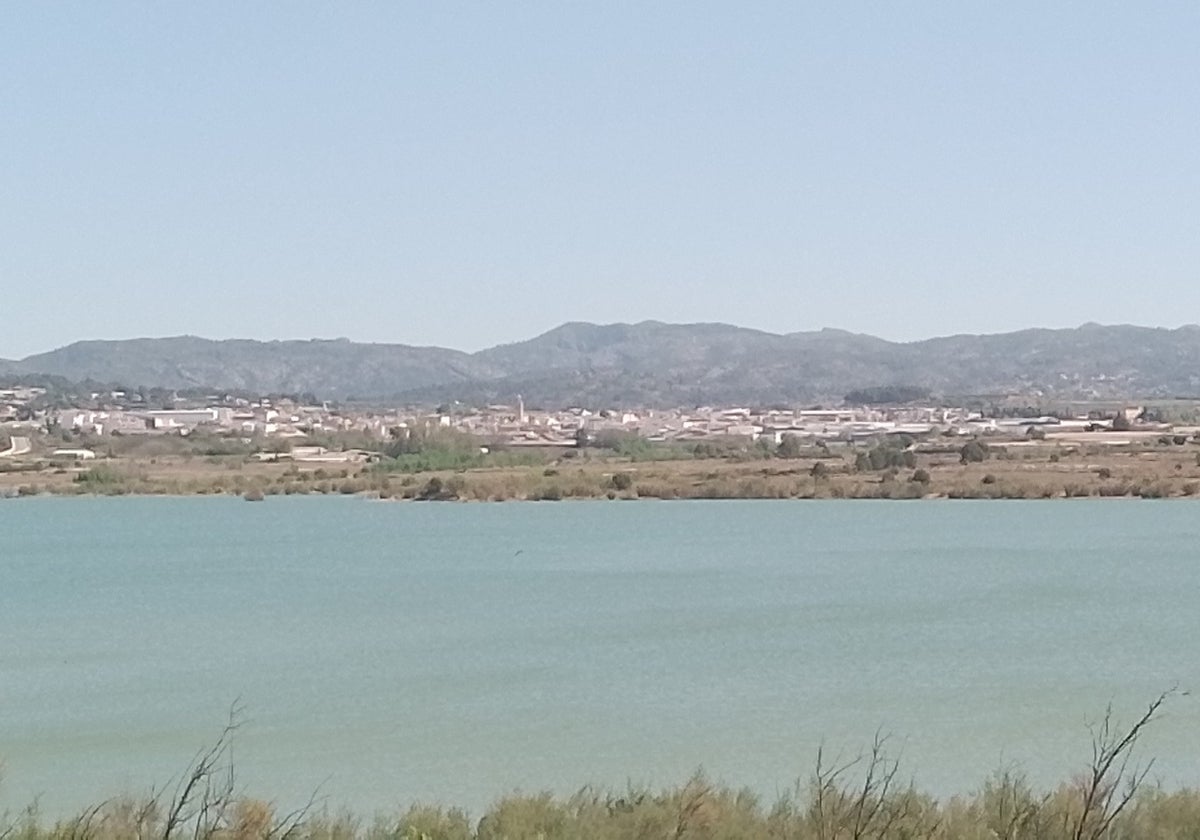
[{"x1": 6, "y1": 319, "x2": 1200, "y2": 362}]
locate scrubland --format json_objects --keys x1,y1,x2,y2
[{"x1": 5, "y1": 432, "x2": 1200, "y2": 503}]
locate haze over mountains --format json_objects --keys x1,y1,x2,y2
[{"x1": 3, "y1": 322, "x2": 1200, "y2": 406}]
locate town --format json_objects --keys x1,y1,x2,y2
[
  {"x1": 6, "y1": 381, "x2": 1200, "y2": 502},
  {"x1": 0, "y1": 385, "x2": 1188, "y2": 460}
]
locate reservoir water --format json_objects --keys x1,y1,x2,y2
[{"x1": 2, "y1": 497, "x2": 1199, "y2": 816}]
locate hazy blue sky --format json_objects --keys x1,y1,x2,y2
[{"x1": 3, "y1": 3, "x2": 1198, "y2": 358}]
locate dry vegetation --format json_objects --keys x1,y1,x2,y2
[
  {"x1": 4, "y1": 693, "x2": 1196, "y2": 840},
  {"x1": 4, "y1": 431, "x2": 1200, "y2": 502}
]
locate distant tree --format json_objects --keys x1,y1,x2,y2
[
  {"x1": 611, "y1": 472, "x2": 634, "y2": 491},
  {"x1": 867, "y1": 448, "x2": 888, "y2": 471},
  {"x1": 911, "y1": 468, "x2": 931, "y2": 484},
  {"x1": 854, "y1": 452, "x2": 871, "y2": 472},
  {"x1": 960, "y1": 440, "x2": 990, "y2": 464},
  {"x1": 810, "y1": 461, "x2": 829, "y2": 480},
  {"x1": 890, "y1": 433, "x2": 916, "y2": 450},
  {"x1": 590, "y1": 430, "x2": 655, "y2": 458},
  {"x1": 1026, "y1": 426, "x2": 1046, "y2": 441},
  {"x1": 866, "y1": 444, "x2": 915, "y2": 471},
  {"x1": 262, "y1": 437, "x2": 293, "y2": 454},
  {"x1": 385, "y1": 426, "x2": 479, "y2": 459},
  {"x1": 1111, "y1": 412, "x2": 1132, "y2": 432},
  {"x1": 776, "y1": 434, "x2": 803, "y2": 459}
]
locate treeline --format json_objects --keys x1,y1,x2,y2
[
  {"x1": 843, "y1": 385, "x2": 931, "y2": 405},
  {"x1": 378, "y1": 427, "x2": 789, "y2": 473},
  {"x1": 379, "y1": 427, "x2": 547, "y2": 473}
]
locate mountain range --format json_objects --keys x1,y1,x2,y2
[{"x1": 4, "y1": 321, "x2": 1200, "y2": 406}]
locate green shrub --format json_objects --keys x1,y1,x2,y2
[
  {"x1": 865, "y1": 444, "x2": 915, "y2": 471},
  {"x1": 610, "y1": 472, "x2": 634, "y2": 491},
  {"x1": 960, "y1": 440, "x2": 990, "y2": 463},
  {"x1": 533, "y1": 484, "x2": 563, "y2": 501},
  {"x1": 776, "y1": 434, "x2": 804, "y2": 459},
  {"x1": 74, "y1": 464, "x2": 128, "y2": 487},
  {"x1": 419, "y1": 476, "x2": 446, "y2": 500}
]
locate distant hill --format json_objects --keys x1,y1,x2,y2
[
  {"x1": 6, "y1": 322, "x2": 1200, "y2": 406},
  {"x1": 9, "y1": 337, "x2": 502, "y2": 400}
]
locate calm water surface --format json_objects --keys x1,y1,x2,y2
[{"x1": 2, "y1": 497, "x2": 1199, "y2": 815}]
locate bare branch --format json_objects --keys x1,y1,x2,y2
[
  {"x1": 266, "y1": 780, "x2": 329, "y2": 840},
  {"x1": 162, "y1": 700, "x2": 244, "y2": 840},
  {"x1": 1072, "y1": 689, "x2": 1173, "y2": 840}
]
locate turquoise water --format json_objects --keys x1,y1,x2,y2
[{"x1": 2, "y1": 497, "x2": 1199, "y2": 816}]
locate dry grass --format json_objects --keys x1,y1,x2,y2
[{"x1": 6, "y1": 437, "x2": 1200, "y2": 501}]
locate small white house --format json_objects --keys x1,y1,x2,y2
[{"x1": 53, "y1": 448, "x2": 97, "y2": 460}]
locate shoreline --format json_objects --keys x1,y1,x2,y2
[
  {"x1": 6, "y1": 434, "x2": 1200, "y2": 501},
  {"x1": 4, "y1": 489, "x2": 1199, "y2": 501}
]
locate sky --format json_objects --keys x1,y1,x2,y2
[{"x1": 3, "y1": 3, "x2": 1199, "y2": 358}]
